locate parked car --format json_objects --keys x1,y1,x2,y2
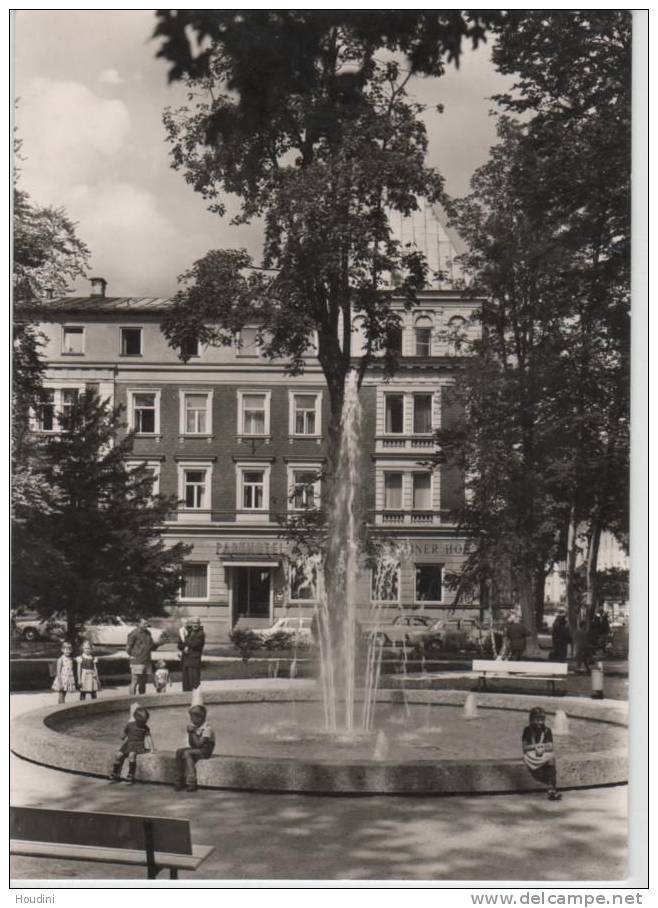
[
  {"x1": 253, "y1": 616, "x2": 314, "y2": 644},
  {"x1": 371, "y1": 614, "x2": 435, "y2": 647},
  {"x1": 15, "y1": 615, "x2": 168, "y2": 647}
]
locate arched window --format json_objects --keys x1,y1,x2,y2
[
  {"x1": 414, "y1": 315, "x2": 433, "y2": 357},
  {"x1": 447, "y1": 315, "x2": 466, "y2": 355}
]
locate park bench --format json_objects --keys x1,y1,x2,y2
[
  {"x1": 472, "y1": 659, "x2": 568, "y2": 694},
  {"x1": 10, "y1": 806, "x2": 214, "y2": 879}
]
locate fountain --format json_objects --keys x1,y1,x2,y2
[
  {"x1": 10, "y1": 372, "x2": 628, "y2": 794},
  {"x1": 553, "y1": 710, "x2": 570, "y2": 736}
]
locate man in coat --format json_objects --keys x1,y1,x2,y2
[
  {"x1": 505, "y1": 613, "x2": 529, "y2": 661},
  {"x1": 126, "y1": 618, "x2": 155, "y2": 695},
  {"x1": 551, "y1": 609, "x2": 572, "y2": 661},
  {"x1": 178, "y1": 617, "x2": 205, "y2": 691}
]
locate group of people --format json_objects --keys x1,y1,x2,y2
[
  {"x1": 109, "y1": 701, "x2": 215, "y2": 792},
  {"x1": 51, "y1": 616, "x2": 206, "y2": 700},
  {"x1": 551, "y1": 607, "x2": 612, "y2": 671}
]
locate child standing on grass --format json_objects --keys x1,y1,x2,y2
[
  {"x1": 76, "y1": 640, "x2": 101, "y2": 700},
  {"x1": 109, "y1": 706, "x2": 154, "y2": 783},
  {"x1": 522, "y1": 707, "x2": 562, "y2": 801},
  {"x1": 174, "y1": 705, "x2": 215, "y2": 792},
  {"x1": 51, "y1": 642, "x2": 77, "y2": 703},
  {"x1": 154, "y1": 659, "x2": 170, "y2": 693}
]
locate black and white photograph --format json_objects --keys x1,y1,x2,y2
[{"x1": 10, "y1": 8, "x2": 643, "y2": 889}]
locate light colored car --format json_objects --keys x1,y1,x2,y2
[
  {"x1": 372, "y1": 614, "x2": 435, "y2": 647},
  {"x1": 253, "y1": 616, "x2": 314, "y2": 643},
  {"x1": 15, "y1": 615, "x2": 168, "y2": 647}
]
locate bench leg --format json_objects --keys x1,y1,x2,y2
[{"x1": 170, "y1": 868, "x2": 178, "y2": 880}]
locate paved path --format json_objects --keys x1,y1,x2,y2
[{"x1": 10, "y1": 684, "x2": 628, "y2": 883}]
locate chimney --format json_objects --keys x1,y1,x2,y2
[
  {"x1": 90, "y1": 277, "x2": 107, "y2": 298},
  {"x1": 44, "y1": 288, "x2": 54, "y2": 300}
]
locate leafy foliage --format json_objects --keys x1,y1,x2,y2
[
  {"x1": 228, "y1": 628, "x2": 263, "y2": 663},
  {"x1": 12, "y1": 391, "x2": 190, "y2": 636}
]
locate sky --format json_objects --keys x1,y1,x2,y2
[{"x1": 13, "y1": 10, "x2": 513, "y2": 298}]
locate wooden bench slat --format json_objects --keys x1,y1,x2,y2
[
  {"x1": 472, "y1": 660, "x2": 568, "y2": 675},
  {"x1": 10, "y1": 839, "x2": 214, "y2": 871}
]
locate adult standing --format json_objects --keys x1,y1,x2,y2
[
  {"x1": 506, "y1": 613, "x2": 529, "y2": 661},
  {"x1": 126, "y1": 618, "x2": 155, "y2": 695},
  {"x1": 178, "y1": 617, "x2": 205, "y2": 691},
  {"x1": 551, "y1": 610, "x2": 572, "y2": 661}
]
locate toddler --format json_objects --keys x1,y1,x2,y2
[
  {"x1": 522, "y1": 707, "x2": 561, "y2": 800},
  {"x1": 109, "y1": 706, "x2": 154, "y2": 783},
  {"x1": 154, "y1": 659, "x2": 170, "y2": 693},
  {"x1": 51, "y1": 642, "x2": 77, "y2": 703},
  {"x1": 76, "y1": 640, "x2": 101, "y2": 700},
  {"x1": 174, "y1": 705, "x2": 215, "y2": 792}
]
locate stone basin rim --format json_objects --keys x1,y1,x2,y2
[{"x1": 11, "y1": 687, "x2": 627, "y2": 795}]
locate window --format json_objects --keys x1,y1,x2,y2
[
  {"x1": 239, "y1": 391, "x2": 269, "y2": 435},
  {"x1": 237, "y1": 326, "x2": 260, "y2": 357},
  {"x1": 35, "y1": 388, "x2": 80, "y2": 432},
  {"x1": 180, "y1": 563, "x2": 208, "y2": 600},
  {"x1": 62, "y1": 326, "x2": 84, "y2": 355},
  {"x1": 126, "y1": 461, "x2": 161, "y2": 496},
  {"x1": 59, "y1": 389, "x2": 79, "y2": 431},
  {"x1": 384, "y1": 473, "x2": 403, "y2": 509},
  {"x1": 415, "y1": 564, "x2": 442, "y2": 603},
  {"x1": 131, "y1": 392, "x2": 157, "y2": 434},
  {"x1": 293, "y1": 394, "x2": 318, "y2": 435},
  {"x1": 242, "y1": 470, "x2": 265, "y2": 509},
  {"x1": 183, "y1": 469, "x2": 207, "y2": 509},
  {"x1": 291, "y1": 470, "x2": 318, "y2": 509},
  {"x1": 413, "y1": 473, "x2": 432, "y2": 510},
  {"x1": 371, "y1": 566, "x2": 400, "y2": 602},
  {"x1": 415, "y1": 316, "x2": 433, "y2": 356},
  {"x1": 181, "y1": 391, "x2": 212, "y2": 435},
  {"x1": 388, "y1": 325, "x2": 403, "y2": 355},
  {"x1": 37, "y1": 389, "x2": 55, "y2": 431},
  {"x1": 385, "y1": 394, "x2": 404, "y2": 433},
  {"x1": 120, "y1": 327, "x2": 142, "y2": 356},
  {"x1": 289, "y1": 564, "x2": 317, "y2": 601},
  {"x1": 413, "y1": 394, "x2": 433, "y2": 434},
  {"x1": 180, "y1": 337, "x2": 200, "y2": 358}
]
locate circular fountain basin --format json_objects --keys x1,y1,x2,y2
[{"x1": 11, "y1": 688, "x2": 627, "y2": 795}]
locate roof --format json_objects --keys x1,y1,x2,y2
[{"x1": 20, "y1": 296, "x2": 176, "y2": 315}]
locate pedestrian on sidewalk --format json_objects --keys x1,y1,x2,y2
[
  {"x1": 178, "y1": 617, "x2": 205, "y2": 691},
  {"x1": 126, "y1": 618, "x2": 155, "y2": 695},
  {"x1": 574, "y1": 620, "x2": 592, "y2": 674},
  {"x1": 522, "y1": 707, "x2": 561, "y2": 801},
  {"x1": 551, "y1": 610, "x2": 572, "y2": 661},
  {"x1": 506, "y1": 613, "x2": 528, "y2": 660},
  {"x1": 174, "y1": 705, "x2": 215, "y2": 792},
  {"x1": 51, "y1": 642, "x2": 77, "y2": 703},
  {"x1": 76, "y1": 640, "x2": 101, "y2": 700}
]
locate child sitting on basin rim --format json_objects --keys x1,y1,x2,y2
[
  {"x1": 109, "y1": 706, "x2": 154, "y2": 783},
  {"x1": 174, "y1": 705, "x2": 215, "y2": 792},
  {"x1": 522, "y1": 706, "x2": 561, "y2": 801}
]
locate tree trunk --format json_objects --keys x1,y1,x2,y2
[
  {"x1": 533, "y1": 566, "x2": 546, "y2": 629},
  {"x1": 585, "y1": 510, "x2": 603, "y2": 620},
  {"x1": 564, "y1": 501, "x2": 580, "y2": 634},
  {"x1": 517, "y1": 566, "x2": 541, "y2": 656}
]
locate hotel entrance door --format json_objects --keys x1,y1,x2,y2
[{"x1": 233, "y1": 567, "x2": 271, "y2": 622}]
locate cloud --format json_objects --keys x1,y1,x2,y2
[
  {"x1": 17, "y1": 77, "x2": 131, "y2": 200},
  {"x1": 98, "y1": 68, "x2": 124, "y2": 86}
]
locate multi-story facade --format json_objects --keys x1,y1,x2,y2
[{"x1": 28, "y1": 219, "x2": 481, "y2": 640}]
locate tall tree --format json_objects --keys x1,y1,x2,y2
[
  {"x1": 442, "y1": 11, "x2": 631, "y2": 637},
  {"x1": 12, "y1": 391, "x2": 190, "y2": 638}
]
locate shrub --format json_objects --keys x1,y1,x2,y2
[{"x1": 229, "y1": 628, "x2": 263, "y2": 663}]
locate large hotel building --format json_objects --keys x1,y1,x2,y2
[{"x1": 28, "y1": 213, "x2": 482, "y2": 641}]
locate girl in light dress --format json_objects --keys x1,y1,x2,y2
[
  {"x1": 522, "y1": 707, "x2": 562, "y2": 801},
  {"x1": 76, "y1": 640, "x2": 101, "y2": 700},
  {"x1": 51, "y1": 642, "x2": 77, "y2": 703},
  {"x1": 154, "y1": 659, "x2": 170, "y2": 693}
]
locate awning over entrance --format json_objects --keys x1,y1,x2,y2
[{"x1": 222, "y1": 554, "x2": 281, "y2": 568}]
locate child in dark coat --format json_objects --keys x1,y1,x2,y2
[
  {"x1": 109, "y1": 706, "x2": 154, "y2": 783},
  {"x1": 522, "y1": 707, "x2": 561, "y2": 801},
  {"x1": 174, "y1": 705, "x2": 215, "y2": 792}
]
